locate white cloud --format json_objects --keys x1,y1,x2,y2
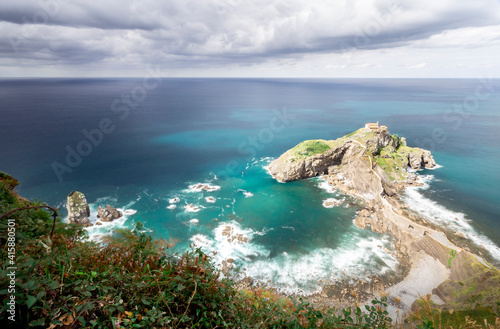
[{"x1": 0, "y1": 0, "x2": 499, "y2": 76}]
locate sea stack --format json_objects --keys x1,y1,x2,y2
[
  {"x1": 97, "y1": 205, "x2": 122, "y2": 222},
  {"x1": 66, "y1": 191, "x2": 92, "y2": 226}
]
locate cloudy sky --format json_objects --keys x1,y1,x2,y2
[{"x1": 1, "y1": 0, "x2": 500, "y2": 77}]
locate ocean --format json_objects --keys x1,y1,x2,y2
[{"x1": 1, "y1": 78, "x2": 499, "y2": 294}]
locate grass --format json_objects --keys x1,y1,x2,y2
[
  {"x1": 372, "y1": 140, "x2": 430, "y2": 182},
  {"x1": 285, "y1": 129, "x2": 423, "y2": 183},
  {"x1": 290, "y1": 140, "x2": 332, "y2": 159},
  {"x1": 448, "y1": 249, "x2": 456, "y2": 268}
]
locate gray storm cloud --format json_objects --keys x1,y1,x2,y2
[{"x1": 1, "y1": 0, "x2": 500, "y2": 76}]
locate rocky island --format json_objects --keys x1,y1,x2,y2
[{"x1": 268, "y1": 123, "x2": 500, "y2": 320}]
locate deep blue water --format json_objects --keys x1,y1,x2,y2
[{"x1": 1, "y1": 78, "x2": 499, "y2": 293}]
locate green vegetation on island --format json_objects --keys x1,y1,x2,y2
[
  {"x1": 290, "y1": 140, "x2": 332, "y2": 159},
  {"x1": 285, "y1": 127, "x2": 433, "y2": 183}
]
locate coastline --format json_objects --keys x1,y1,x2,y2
[
  {"x1": 239, "y1": 170, "x2": 499, "y2": 323},
  {"x1": 326, "y1": 169, "x2": 498, "y2": 319},
  {"x1": 265, "y1": 127, "x2": 500, "y2": 321}
]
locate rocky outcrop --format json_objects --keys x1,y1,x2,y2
[
  {"x1": 354, "y1": 209, "x2": 374, "y2": 230},
  {"x1": 407, "y1": 150, "x2": 437, "y2": 170},
  {"x1": 422, "y1": 150, "x2": 436, "y2": 168},
  {"x1": 97, "y1": 205, "x2": 122, "y2": 222},
  {"x1": 407, "y1": 152, "x2": 422, "y2": 170},
  {"x1": 326, "y1": 153, "x2": 385, "y2": 198},
  {"x1": 66, "y1": 191, "x2": 91, "y2": 226},
  {"x1": 366, "y1": 129, "x2": 400, "y2": 156}
]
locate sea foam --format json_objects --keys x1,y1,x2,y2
[
  {"x1": 189, "y1": 221, "x2": 398, "y2": 295},
  {"x1": 187, "y1": 183, "x2": 221, "y2": 193},
  {"x1": 403, "y1": 181, "x2": 500, "y2": 262},
  {"x1": 190, "y1": 221, "x2": 270, "y2": 265},
  {"x1": 243, "y1": 234, "x2": 398, "y2": 295},
  {"x1": 82, "y1": 204, "x2": 136, "y2": 242}
]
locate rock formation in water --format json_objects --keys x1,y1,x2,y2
[
  {"x1": 97, "y1": 205, "x2": 122, "y2": 222},
  {"x1": 66, "y1": 191, "x2": 91, "y2": 226}
]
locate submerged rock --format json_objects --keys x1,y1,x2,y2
[{"x1": 66, "y1": 191, "x2": 91, "y2": 226}]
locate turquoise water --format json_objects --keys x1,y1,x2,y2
[{"x1": 1, "y1": 78, "x2": 499, "y2": 293}]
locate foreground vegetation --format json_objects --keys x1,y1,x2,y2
[{"x1": 1, "y1": 172, "x2": 499, "y2": 328}]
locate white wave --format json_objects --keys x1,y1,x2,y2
[
  {"x1": 94, "y1": 195, "x2": 118, "y2": 204},
  {"x1": 244, "y1": 235, "x2": 398, "y2": 296},
  {"x1": 253, "y1": 227, "x2": 274, "y2": 236},
  {"x1": 191, "y1": 234, "x2": 213, "y2": 248},
  {"x1": 169, "y1": 197, "x2": 181, "y2": 204},
  {"x1": 263, "y1": 165, "x2": 272, "y2": 176},
  {"x1": 189, "y1": 221, "x2": 397, "y2": 295},
  {"x1": 184, "y1": 203, "x2": 203, "y2": 213},
  {"x1": 426, "y1": 164, "x2": 443, "y2": 170},
  {"x1": 82, "y1": 203, "x2": 133, "y2": 242},
  {"x1": 322, "y1": 198, "x2": 343, "y2": 208},
  {"x1": 187, "y1": 183, "x2": 221, "y2": 193},
  {"x1": 166, "y1": 204, "x2": 177, "y2": 210},
  {"x1": 237, "y1": 189, "x2": 254, "y2": 198},
  {"x1": 205, "y1": 196, "x2": 216, "y2": 203},
  {"x1": 249, "y1": 157, "x2": 274, "y2": 168},
  {"x1": 190, "y1": 221, "x2": 270, "y2": 264},
  {"x1": 406, "y1": 166, "x2": 418, "y2": 173},
  {"x1": 318, "y1": 180, "x2": 337, "y2": 194},
  {"x1": 403, "y1": 186, "x2": 500, "y2": 262},
  {"x1": 281, "y1": 226, "x2": 295, "y2": 230},
  {"x1": 122, "y1": 209, "x2": 137, "y2": 216},
  {"x1": 189, "y1": 218, "x2": 199, "y2": 224}
]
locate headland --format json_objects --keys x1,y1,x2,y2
[{"x1": 267, "y1": 124, "x2": 500, "y2": 320}]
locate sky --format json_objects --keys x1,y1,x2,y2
[{"x1": 1, "y1": 0, "x2": 500, "y2": 78}]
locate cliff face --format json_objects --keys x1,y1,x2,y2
[{"x1": 268, "y1": 141, "x2": 362, "y2": 183}]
